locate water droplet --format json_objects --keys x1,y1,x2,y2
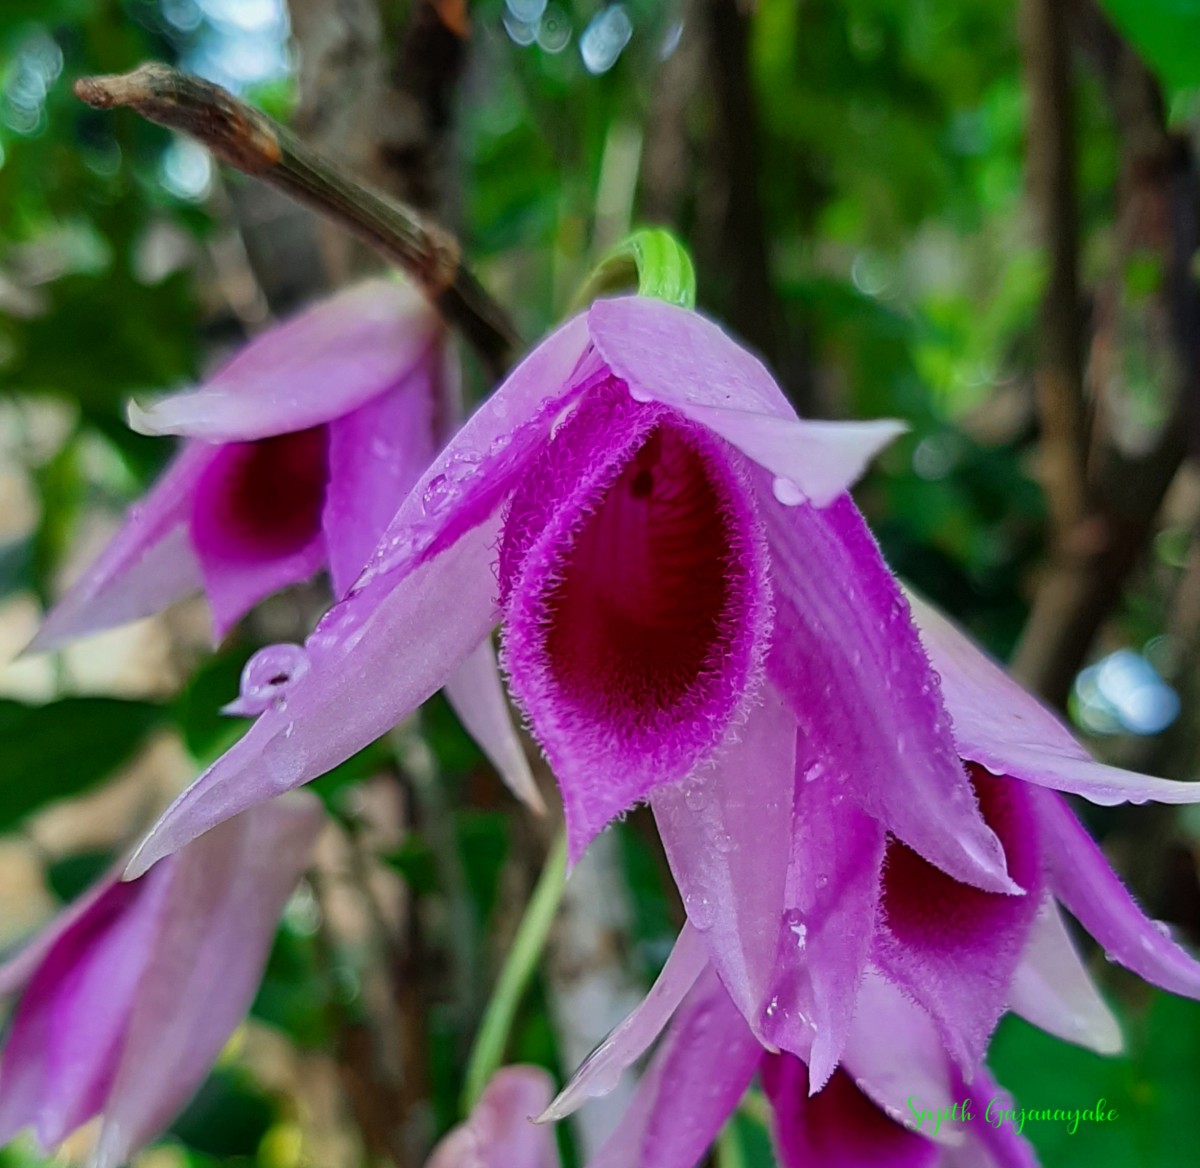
[
  {"x1": 784, "y1": 910, "x2": 808, "y2": 950},
  {"x1": 713, "y1": 830, "x2": 734, "y2": 854},
  {"x1": 815, "y1": 875, "x2": 829, "y2": 890},
  {"x1": 763, "y1": 995, "x2": 780, "y2": 1020},
  {"x1": 422, "y1": 473, "x2": 453, "y2": 513},
  {"x1": 685, "y1": 893, "x2": 715, "y2": 930},
  {"x1": 1152, "y1": 919, "x2": 1173, "y2": 939},
  {"x1": 772, "y1": 476, "x2": 807, "y2": 506},
  {"x1": 226, "y1": 643, "x2": 310, "y2": 716},
  {"x1": 580, "y1": 4, "x2": 632, "y2": 74},
  {"x1": 682, "y1": 779, "x2": 709, "y2": 812},
  {"x1": 802, "y1": 760, "x2": 826, "y2": 784},
  {"x1": 283, "y1": 721, "x2": 296, "y2": 739},
  {"x1": 628, "y1": 384, "x2": 654, "y2": 404}
]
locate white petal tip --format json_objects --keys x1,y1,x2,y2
[{"x1": 125, "y1": 397, "x2": 164, "y2": 436}]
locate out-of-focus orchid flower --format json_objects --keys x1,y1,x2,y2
[
  {"x1": 0, "y1": 794, "x2": 323, "y2": 1168},
  {"x1": 29, "y1": 278, "x2": 449, "y2": 650},
  {"x1": 125, "y1": 298, "x2": 1016, "y2": 947},
  {"x1": 544, "y1": 937, "x2": 1039, "y2": 1168},
  {"x1": 426, "y1": 1066, "x2": 558, "y2": 1168}
]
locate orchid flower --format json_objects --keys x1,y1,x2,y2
[
  {"x1": 30, "y1": 278, "x2": 448, "y2": 651},
  {"x1": 0, "y1": 793, "x2": 323, "y2": 1168},
  {"x1": 543, "y1": 931, "x2": 1040, "y2": 1168},
  {"x1": 122, "y1": 297, "x2": 1018, "y2": 955},
  {"x1": 426, "y1": 1066, "x2": 558, "y2": 1168}
]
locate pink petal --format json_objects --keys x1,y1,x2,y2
[
  {"x1": 841, "y1": 971, "x2": 962, "y2": 1146},
  {"x1": 1008, "y1": 898, "x2": 1122, "y2": 1055},
  {"x1": 128, "y1": 280, "x2": 441, "y2": 441},
  {"x1": 189, "y1": 428, "x2": 329, "y2": 638},
  {"x1": 651, "y1": 687, "x2": 796, "y2": 1032},
  {"x1": 586, "y1": 297, "x2": 903, "y2": 506},
  {"x1": 908, "y1": 590, "x2": 1200, "y2": 806},
  {"x1": 427, "y1": 1066, "x2": 559, "y2": 1168},
  {"x1": 322, "y1": 367, "x2": 439, "y2": 598},
  {"x1": 589, "y1": 966, "x2": 760, "y2": 1168},
  {"x1": 351, "y1": 314, "x2": 592, "y2": 595},
  {"x1": 500, "y1": 386, "x2": 772, "y2": 860},
  {"x1": 764, "y1": 491, "x2": 1015, "y2": 894},
  {"x1": 444, "y1": 637, "x2": 544, "y2": 813},
  {"x1": 763, "y1": 772, "x2": 885, "y2": 1088},
  {"x1": 94, "y1": 795, "x2": 323, "y2": 1168},
  {"x1": 27, "y1": 443, "x2": 211, "y2": 654},
  {"x1": 875, "y1": 767, "x2": 1043, "y2": 1071},
  {"x1": 537, "y1": 925, "x2": 707, "y2": 1121},
  {"x1": 762, "y1": 1058, "x2": 938, "y2": 1168},
  {"x1": 1033, "y1": 787, "x2": 1200, "y2": 999},
  {"x1": 0, "y1": 878, "x2": 164, "y2": 1150},
  {"x1": 958, "y1": 1067, "x2": 1042, "y2": 1168},
  {"x1": 126, "y1": 517, "x2": 502, "y2": 877}
]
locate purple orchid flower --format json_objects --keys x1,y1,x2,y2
[
  {"x1": 0, "y1": 794, "x2": 322, "y2": 1168},
  {"x1": 121, "y1": 297, "x2": 1018, "y2": 930},
  {"x1": 667, "y1": 585, "x2": 1200, "y2": 1096},
  {"x1": 29, "y1": 278, "x2": 448, "y2": 651},
  {"x1": 426, "y1": 1066, "x2": 558, "y2": 1168},
  {"x1": 543, "y1": 930, "x2": 1039, "y2": 1168}
]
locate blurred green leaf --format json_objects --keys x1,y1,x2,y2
[
  {"x1": 0, "y1": 697, "x2": 162, "y2": 828},
  {"x1": 1098, "y1": 0, "x2": 1200, "y2": 97},
  {"x1": 168, "y1": 1067, "x2": 276, "y2": 1159}
]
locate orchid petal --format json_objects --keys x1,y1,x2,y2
[
  {"x1": 537, "y1": 925, "x2": 707, "y2": 1121},
  {"x1": 1008, "y1": 898, "x2": 1122, "y2": 1056},
  {"x1": 956, "y1": 1067, "x2": 1042, "y2": 1168},
  {"x1": 764, "y1": 491, "x2": 1015, "y2": 893},
  {"x1": 586, "y1": 297, "x2": 903, "y2": 506},
  {"x1": 26, "y1": 444, "x2": 211, "y2": 654},
  {"x1": 94, "y1": 795, "x2": 323, "y2": 1168},
  {"x1": 189, "y1": 428, "x2": 329, "y2": 638},
  {"x1": 427, "y1": 1067, "x2": 558, "y2": 1168},
  {"x1": 764, "y1": 773, "x2": 885, "y2": 1088},
  {"x1": 126, "y1": 517, "x2": 501, "y2": 877},
  {"x1": 841, "y1": 971, "x2": 962, "y2": 1147},
  {"x1": 501, "y1": 387, "x2": 771, "y2": 860},
  {"x1": 129, "y1": 280, "x2": 439, "y2": 442},
  {"x1": 651, "y1": 687, "x2": 796, "y2": 1032},
  {"x1": 875, "y1": 769, "x2": 1043, "y2": 1071},
  {"x1": 445, "y1": 637, "x2": 544, "y2": 813},
  {"x1": 762, "y1": 1058, "x2": 938, "y2": 1168},
  {"x1": 323, "y1": 368, "x2": 438, "y2": 598},
  {"x1": 908, "y1": 590, "x2": 1200, "y2": 806},
  {"x1": 1034, "y1": 788, "x2": 1200, "y2": 999},
  {"x1": 590, "y1": 966, "x2": 760, "y2": 1168},
  {"x1": 351, "y1": 314, "x2": 591, "y2": 594}
]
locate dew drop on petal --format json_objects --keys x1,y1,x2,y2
[
  {"x1": 227, "y1": 643, "x2": 310, "y2": 716},
  {"x1": 772, "y1": 475, "x2": 807, "y2": 506}
]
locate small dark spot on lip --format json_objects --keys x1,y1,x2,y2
[
  {"x1": 630, "y1": 469, "x2": 654, "y2": 498},
  {"x1": 268, "y1": 673, "x2": 289, "y2": 686}
]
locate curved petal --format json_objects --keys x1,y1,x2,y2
[
  {"x1": 323, "y1": 363, "x2": 439, "y2": 598},
  {"x1": 763, "y1": 775, "x2": 885, "y2": 1088},
  {"x1": 1033, "y1": 787, "x2": 1200, "y2": 999},
  {"x1": 26, "y1": 443, "x2": 211, "y2": 654},
  {"x1": 907, "y1": 590, "x2": 1200, "y2": 806},
  {"x1": 841, "y1": 971, "x2": 962, "y2": 1147},
  {"x1": 500, "y1": 387, "x2": 772, "y2": 860},
  {"x1": 189, "y1": 429, "x2": 329, "y2": 637},
  {"x1": 126, "y1": 516, "x2": 501, "y2": 878},
  {"x1": 764, "y1": 492, "x2": 1015, "y2": 894},
  {"x1": 0, "y1": 878, "x2": 165, "y2": 1150},
  {"x1": 762, "y1": 1058, "x2": 938, "y2": 1168},
  {"x1": 589, "y1": 966, "x2": 760, "y2": 1168},
  {"x1": 537, "y1": 925, "x2": 707, "y2": 1121},
  {"x1": 956, "y1": 1067, "x2": 1042, "y2": 1168},
  {"x1": 129, "y1": 280, "x2": 440, "y2": 441},
  {"x1": 351, "y1": 314, "x2": 592, "y2": 594},
  {"x1": 1008, "y1": 898, "x2": 1122, "y2": 1056},
  {"x1": 428, "y1": 1066, "x2": 559, "y2": 1168},
  {"x1": 875, "y1": 768, "x2": 1043, "y2": 1071},
  {"x1": 650, "y1": 687, "x2": 796, "y2": 1032},
  {"x1": 94, "y1": 795, "x2": 323, "y2": 1168},
  {"x1": 586, "y1": 297, "x2": 903, "y2": 506},
  {"x1": 444, "y1": 636, "x2": 544, "y2": 813}
]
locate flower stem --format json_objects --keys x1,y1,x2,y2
[
  {"x1": 73, "y1": 64, "x2": 520, "y2": 379},
  {"x1": 462, "y1": 829, "x2": 568, "y2": 1113}
]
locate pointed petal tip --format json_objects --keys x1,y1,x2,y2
[{"x1": 125, "y1": 396, "x2": 162, "y2": 436}]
